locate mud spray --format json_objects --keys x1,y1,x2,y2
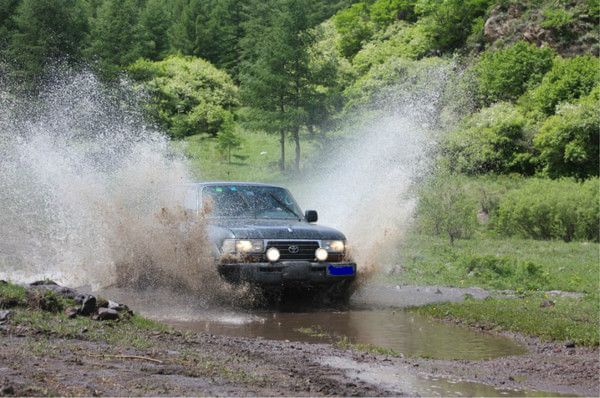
[
  {"x1": 0, "y1": 61, "x2": 457, "y2": 301},
  {"x1": 0, "y1": 71, "x2": 251, "y2": 305}
]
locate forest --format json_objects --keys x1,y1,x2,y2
[{"x1": 1, "y1": 0, "x2": 598, "y2": 245}]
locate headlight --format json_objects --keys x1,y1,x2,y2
[
  {"x1": 266, "y1": 247, "x2": 280, "y2": 262},
  {"x1": 322, "y1": 240, "x2": 345, "y2": 253},
  {"x1": 315, "y1": 248, "x2": 328, "y2": 261},
  {"x1": 221, "y1": 239, "x2": 264, "y2": 254}
]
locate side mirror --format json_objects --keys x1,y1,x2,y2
[{"x1": 305, "y1": 210, "x2": 318, "y2": 223}]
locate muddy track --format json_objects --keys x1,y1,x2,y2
[{"x1": 1, "y1": 319, "x2": 598, "y2": 397}]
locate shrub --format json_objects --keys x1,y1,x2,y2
[
  {"x1": 496, "y1": 178, "x2": 599, "y2": 242},
  {"x1": 352, "y1": 20, "x2": 435, "y2": 73},
  {"x1": 458, "y1": 255, "x2": 549, "y2": 290},
  {"x1": 442, "y1": 103, "x2": 534, "y2": 175},
  {"x1": 344, "y1": 56, "x2": 450, "y2": 111},
  {"x1": 533, "y1": 86, "x2": 599, "y2": 179},
  {"x1": 522, "y1": 55, "x2": 599, "y2": 115},
  {"x1": 416, "y1": 173, "x2": 478, "y2": 244},
  {"x1": 333, "y1": 3, "x2": 374, "y2": 58},
  {"x1": 474, "y1": 41, "x2": 555, "y2": 105},
  {"x1": 369, "y1": 0, "x2": 417, "y2": 27},
  {"x1": 128, "y1": 55, "x2": 239, "y2": 138}
]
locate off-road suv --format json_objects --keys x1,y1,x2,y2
[{"x1": 185, "y1": 182, "x2": 357, "y2": 300}]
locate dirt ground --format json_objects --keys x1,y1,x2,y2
[{"x1": 1, "y1": 307, "x2": 598, "y2": 397}]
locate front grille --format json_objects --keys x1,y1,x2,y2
[{"x1": 266, "y1": 240, "x2": 319, "y2": 261}]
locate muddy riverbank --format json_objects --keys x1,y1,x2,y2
[{"x1": 1, "y1": 281, "x2": 598, "y2": 396}]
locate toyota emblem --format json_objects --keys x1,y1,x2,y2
[{"x1": 288, "y1": 245, "x2": 300, "y2": 254}]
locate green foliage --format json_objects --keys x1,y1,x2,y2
[
  {"x1": 128, "y1": 55, "x2": 239, "y2": 138},
  {"x1": 416, "y1": 172, "x2": 477, "y2": 244},
  {"x1": 5, "y1": 0, "x2": 88, "y2": 83},
  {"x1": 369, "y1": 0, "x2": 417, "y2": 27},
  {"x1": 443, "y1": 103, "x2": 534, "y2": 175},
  {"x1": 413, "y1": 0, "x2": 493, "y2": 51},
  {"x1": 333, "y1": 2, "x2": 374, "y2": 58},
  {"x1": 496, "y1": 178, "x2": 599, "y2": 242},
  {"x1": 216, "y1": 114, "x2": 243, "y2": 163},
  {"x1": 138, "y1": 0, "x2": 174, "y2": 61},
  {"x1": 533, "y1": 86, "x2": 600, "y2": 179},
  {"x1": 344, "y1": 56, "x2": 449, "y2": 110},
  {"x1": 541, "y1": 6, "x2": 575, "y2": 32},
  {"x1": 87, "y1": 0, "x2": 146, "y2": 77},
  {"x1": 352, "y1": 21, "x2": 435, "y2": 73},
  {"x1": 522, "y1": 55, "x2": 600, "y2": 115},
  {"x1": 474, "y1": 41, "x2": 555, "y2": 105}
]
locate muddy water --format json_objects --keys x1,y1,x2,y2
[{"x1": 163, "y1": 309, "x2": 525, "y2": 360}]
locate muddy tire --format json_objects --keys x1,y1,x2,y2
[{"x1": 321, "y1": 280, "x2": 354, "y2": 305}]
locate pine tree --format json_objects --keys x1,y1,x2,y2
[
  {"x1": 139, "y1": 0, "x2": 174, "y2": 60},
  {"x1": 5, "y1": 0, "x2": 88, "y2": 84},
  {"x1": 86, "y1": 0, "x2": 145, "y2": 78}
]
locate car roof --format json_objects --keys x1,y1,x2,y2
[{"x1": 186, "y1": 181, "x2": 286, "y2": 189}]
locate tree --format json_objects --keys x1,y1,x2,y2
[
  {"x1": 240, "y1": 0, "x2": 321, "y2": 172},
  {"x1": 87, "y1": 0, "x2": 145, "y2": 77},
  {"x1": 5, "y1": 0, "x2": 88, "y2": 84},
  {"x1": 416, "y1": 172, "x2": 477, "y2": 245},
  {"x1": 128, "y1": 55, "x2": 239, "y2": 138},
  {"x1": 474, "y1": 41, "x2": 555, "y2": 106},
  {"x1": 216, "y1": 114, "x2": 242, "y2": 163},
  {"x1": 533, "y1": 86, "x2": 599, "y2": 179},
  {"x1": 139, "y1": 0, "x2": 174, "y2": 60}
]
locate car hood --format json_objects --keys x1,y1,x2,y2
[{"x1": 207, "y1": 218, "x2": 346, "y2": 241}]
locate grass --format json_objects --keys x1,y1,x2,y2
[
  {"x1": 179, "y1": 130, "x2": 322, "y2": 182},
  {"x1": 0, "y1": 282, "x2": 27, "y2": 307},
  {"x1": 391, "y1": 233, "x2": 600, "y2": 345},
  {"x1": 386, "y1": 234, "x2": 599, "y2": 293},
  {"x1": 410, "y1": 292, "x2": 599, "y2": 346}
]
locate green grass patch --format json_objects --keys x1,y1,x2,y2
[
  {"x1": 335, "y1": 336, "x2": 401, "y2": 356},
  {"x1": 387, "y1": 234, "x2": 599, "y2": 293},
  {"x1": 410, "y1": 292, "x2": 599, "y2": 346},
  {"x1": 180, "y1": 130, "x2": 321, "y2": 183},
  {"x1": 0, "y1": 282, "x2": 27, "y2": 308}
]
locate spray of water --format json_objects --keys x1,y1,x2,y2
[
  {"x1": 297, "y1": 60, "x2": 455, "y2": 276},
  {"x1": 0, "y1": 70, "x2": 249, "y2": 304}
]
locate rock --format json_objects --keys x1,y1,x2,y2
[
  {"x1": 1, "y1": 385, "x2": 15, "y2": 396},
  {"x1": 434, "y1": 288, "x2": 442, "y2": 294},
  {"x1": 0, "y1": 280, "x2": 7, "y2": 285},
  {"x1": 107, "y1": 300, "x2": 131, "y2": 314},
  {"x1": 76, "y1": 294, "x2": 97, "y2": 316},
  {"x1": 0, "y1": 310, "x2": 12, "y2": 322},
  {"x1": 96, "y1": 308, "x2": 119, "y2": 321},
  {"x1": 30, "y1": 280, "x2": 58, "y2": 286},
  {"x1": 540, "y1": 299, "x2": 555, "y2": 308},
  {"x1": 564, "y1": 340, "x2": 575, "y2": 348},
  {"x1": 65, "y1": 307, "x2": 79, "y2": 319}
]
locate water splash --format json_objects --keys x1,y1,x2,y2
[
  {"x1": 298, "y1": 59, "x2": 454, "y2": 274},
  {"x1": 0, "y1": 71, "x2": 240, "y2": 303}
]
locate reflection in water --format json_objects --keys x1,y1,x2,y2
[{"x1": 163, "y1": 310, "x2": 525, "y2": 361}]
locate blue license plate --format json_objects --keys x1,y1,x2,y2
[{"x1": 327, "y1": 265, "x2": 355, "y2": 276}]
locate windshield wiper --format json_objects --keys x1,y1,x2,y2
[{"x1": 269, "y1": 193, "x2": 301, "y2": 220}]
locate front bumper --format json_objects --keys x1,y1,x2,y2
[{"x1": 218, "y1": 261, "x2": 357, "y2": 286}]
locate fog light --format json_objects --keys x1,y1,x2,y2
[
  {"x1": 266, "y1": 247, "x2": 280, "y2": 262},
  {"x1": 315, "y1": 247, "x2": 328, "y2": 262}
]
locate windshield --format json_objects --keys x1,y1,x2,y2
[{"x1": 202, "y1": 185, "x2": 303, "y2": 219}]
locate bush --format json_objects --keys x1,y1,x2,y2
[
  {"x1": 533, "y1": 86, "x2": 599, "y2": 179},
  {"x1": 413, "y1": 0, "x2": 494, "y2": 51},
  {"x1": 442, "y1": 103, "x2": 534, "y2": 175},
  {"x1": 522, "y1": 55, "x2": 599, "y2": 115},
  {"x1": 344, "y1": 56, "x2": 450, "y2": 111},
  {"x1": 474, "y1": 41, "x2": 555, "y2": 105},
  {"x1": 352, "y1": 20, "x2": 435, "y2": 73},
  {"x1": 496, "y1": 178, "x2": 599, "y2": 242},
  {"x1": 128, "y1": 55, "x2": 239, "y2": 138},
  {"x1": 416, "y1": 173, "x2": 478, "y2": 244},
  {"x1": 333, "y1": 3, "x2": 374, "y2": 58},
  {"x1": 370, "y1": 0, "x2": 417, "y2": 27}
]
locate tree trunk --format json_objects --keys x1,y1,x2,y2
[
  {"x1": 293, "y1": 127, "x2": 300, "y2": 172},
  {"x1": 279, "y1": 130, "x2": 285, "y2": 171}
]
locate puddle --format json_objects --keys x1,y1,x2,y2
[
  {"x1": 162, "y1": 309, "x2": 525, "y2": 360},
  {"x1": 321, "y1": 356, "x2": 559, "y2": 397}
]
